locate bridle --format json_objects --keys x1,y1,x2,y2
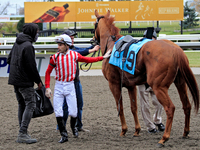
[
  {"x1": 92, "y1": 16, "x2": 116, "y2": 55},
  {"x1": 80, "y1": 16, "x2": 106, "y2": 72},
  {"x1": 92, "y1": 16, "x2": 105, "y2": 45}
]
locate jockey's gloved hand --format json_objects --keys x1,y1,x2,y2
[
  {"x1": 103, "y1": 50, "x2": 112, "y2": 59},
  {"x1": 45, "y1": 88, "x2": 52, "y2": 98}
]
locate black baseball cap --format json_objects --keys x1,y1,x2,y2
[{"x1": 63, "y1": 29, "x2": 77, "y2": 36}]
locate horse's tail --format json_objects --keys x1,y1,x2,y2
[{"x1": 177, "y1": 49, "x2": 199, "y2": 114}]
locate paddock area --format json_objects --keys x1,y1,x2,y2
[{"x1": 0, "y1": 76, "x2": 200, "y2": 149}]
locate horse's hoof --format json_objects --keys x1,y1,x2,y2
[
  {"x1": 157, "y1": 143, "x2": 164, "y2": 148},
  {"x1": 120, "y1": 129, "x2": 127, "y2": 137},
  {"x1": 133, "y1": 135, "x2": 140, "y2": 137},
  {"x1": 120, "y1": 134, "x2": 126, "y2": 137},
  {"x1": 133, "y1": 134, "x2": 140, "y2": 137},
  {"x1": 120, "y1": 132, "x2": 126, "y2": 137},
  {"x1": 182, "y1": 135, "x2": 189, "y2": 139}
]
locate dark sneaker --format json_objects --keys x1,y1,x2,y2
[
  {"x1": 148, "y1": 128, "x2": 158, "y2": 133},
  {"x1": 16, "y1": 133, "x2": 37, "y2": 144},
  {"x1": 154, "y1": 123, "x2": 165, "y2": 131}
]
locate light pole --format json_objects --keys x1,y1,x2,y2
[{"x1": 16, "y1": 4, "x2": 17, "y2": 15}]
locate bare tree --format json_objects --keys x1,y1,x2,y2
[{"x1": 0, "y1": 2, "x2": 10, "y2": 15}]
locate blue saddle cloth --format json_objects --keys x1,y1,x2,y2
[{"x1": 109, "y1": 37, "x2": 152, "y2": 75}]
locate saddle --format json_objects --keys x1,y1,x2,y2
[
  {"x1": 115, "y1": 35, "x2": 144, "y2": 65},
  {"x1": 115, "y1": 35, "x2": 138, "y2": 53}
]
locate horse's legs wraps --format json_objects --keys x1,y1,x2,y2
[
  {"x1": 127, "y1": 86, "x2": 141, "y2": 136},
  {"x1": 108, "y1": 82, "x2": 127, "y2": 136},
  {"x1": 174, "y1": 75, "x2": 191, "y2": 138},
  {"x1": 154, "y1": 88, "x2": 175, "y2": 145}
]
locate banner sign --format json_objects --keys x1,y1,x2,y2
[
  {"x1": 0, "y1": 54, "x2": 55, "y2": 77},
  {"x1": 24, "y1": 0, "x2": 183, "y2": 23},
  {"x1": 0, "y1": 15, "x2": 10, "y2": 22}
]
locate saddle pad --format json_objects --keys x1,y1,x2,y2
[{"x1": 109, "y1": 38, "x2": 152, "y2": 75}]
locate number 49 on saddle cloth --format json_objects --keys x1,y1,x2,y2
[{"x1": 109, "y1": 37, "x2": 152, "y2": 75}]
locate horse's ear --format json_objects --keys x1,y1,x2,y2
[
  {"x1": 95, "y1": 9, "x2": 99, "y2": 18},
  {"x1": 106, "y1": 10, "x2": 110, "y2": 18}
]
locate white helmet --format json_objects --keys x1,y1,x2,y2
[
  {"x1": 55, "y1": 34, "x2": 72, "y2": 46},
  {"x1": 143, "y1": 30, "x2": 157, "y2": 39}
]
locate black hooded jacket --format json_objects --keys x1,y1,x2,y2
[{"x1": 7, "y1": 23, "x2": 41, "y2": 87}]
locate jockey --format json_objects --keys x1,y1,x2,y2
[
  {"x1": 56, "y1": 29, "x2": 100, "y2": 132},
  {"x1": 45, "y1": 34, "x2": 111, "y2": 143}
]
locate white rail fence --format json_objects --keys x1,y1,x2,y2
[{"x1": 0, "y1": 34, "x2": 200, "y2": 54}]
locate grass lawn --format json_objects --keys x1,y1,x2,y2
[{"x1": 185, "y1": 51, "x2": 200, "y2": 67}]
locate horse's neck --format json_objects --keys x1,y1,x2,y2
[{"x1": 100, "y1": 35, "x2": 114, "y2": 55}]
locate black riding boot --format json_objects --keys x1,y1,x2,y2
[
  {"x1": 56, "y1": 117, "x2": 68, "y2": 143},
  {"x1": 70, "y1": 117, "x2": 78, "y2": 138}
]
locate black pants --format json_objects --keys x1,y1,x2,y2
[{"x1": 14, "y1": 86, "x2": 36, "y2": 134}]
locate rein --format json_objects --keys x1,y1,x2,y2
[
  {"x1": 103, "y1": 35, "x2": 116, "y2": 56},
  {"x1": 79, "y1": 16, "x2": 105, "y2": 72},
  {"x1": 80, "y1": 49, "x2": 101, "y2": 72},
  {"x1": 81, "y1": 16, "x2": 116, "y2": 72}
]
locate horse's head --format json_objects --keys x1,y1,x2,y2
[
  {"x1": 93, "y1": 10, "x2": 108, "y2": 44},
  {"x1": 93, "y1": 10, "x2": 122, "y2": 55}
]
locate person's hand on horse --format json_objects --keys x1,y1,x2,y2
[
  {"x1": 45, "y1": 88, "x2": 52, "y2": 98},
  {"x1": 37, "y1": 82, "x2": 43, "y2": 90},
  {"x1": 89, "y1": 45, "x2": 100, "y2": 53},
  {"x1": 103, "y1": 49, "x2": 112, "y2": 59}
]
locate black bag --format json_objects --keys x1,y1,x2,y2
[{"x1": 32, "y1": 85, "x2": 54, "y2": 118}]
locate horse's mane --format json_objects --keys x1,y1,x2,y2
[{"x1": 103, "y1": 15, "x2": 122, "y2": 40}]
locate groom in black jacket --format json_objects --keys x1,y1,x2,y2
[{"x1": 7, "y1": 23, "x2": 42, "y2": 144}]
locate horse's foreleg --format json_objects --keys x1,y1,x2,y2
[
  {"x1": 109, "y1": 82, "x2": 127, "y2": 136},
  {"x1": 128, "y1": 86, "x2": 141, "y2": 137},
  {"x1": 174, "y1": 76, "x2": 191, "y2": 138},
  {"x1": 154, "y1": 88, "x2": 175, "y2": 147}
]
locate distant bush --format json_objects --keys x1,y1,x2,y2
[
  {"x1": 80, "y1": 34, "x2": 93, "y2": 38},
  {"x1": 17, "y1": 18, "x2": 24, "y2": 32},
  {"x1": 17, "y1": 17, "x2": 43, "y2": 33}
]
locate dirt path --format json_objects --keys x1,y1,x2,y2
[{"x1": 0, "y1": 76, "x2": 200, "y2": 150}]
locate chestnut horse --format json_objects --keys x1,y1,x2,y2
[{"x1": 94, "y1": 10, "x2": 199, "y2": 147}]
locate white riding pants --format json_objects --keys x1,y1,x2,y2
[
  {"x1": 53, "y1": 80, "x2": 77, "y2": 118},
  {"x1": 137, "y1": 84, "x2": 163, "y2": 131}
]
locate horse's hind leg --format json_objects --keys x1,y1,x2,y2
[
  {"x1": 174, "y1": 73, "x2": 191, "y2": 138},
  {"x1": 108, "y1": 82, "x2": 127, "y2": 136},
  {"x1": 127, "y1": 86, "x2": 141, "y2": 136},
  {"x1": 153, "y1": 87, "x2": 175, "y2": 146}
]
